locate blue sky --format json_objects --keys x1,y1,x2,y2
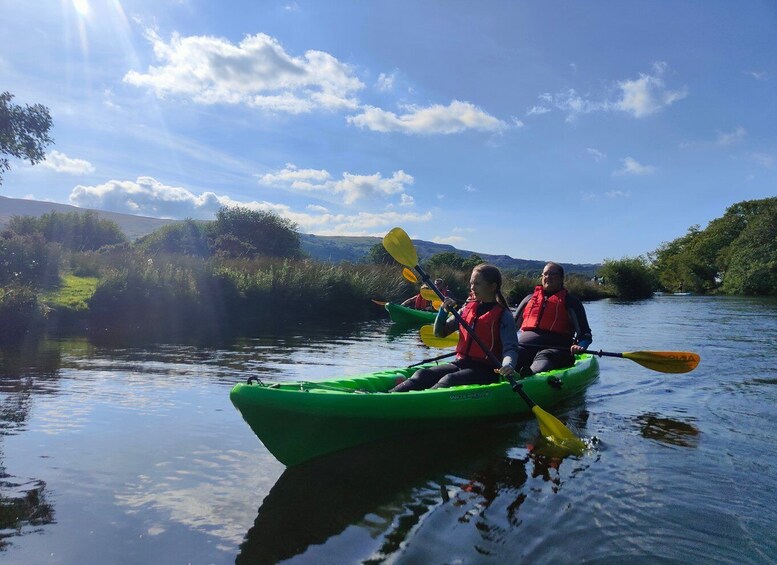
[{"x1": 2, "y1": 1, "x2": 775, "y2": 263}]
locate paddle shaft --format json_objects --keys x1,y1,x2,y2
[
  {"x1": 413, "y1": 264, "x2": 538, "y2": 408},
  {"x1": 407, "y1": 351, "x2": 456, "y2": 368}
]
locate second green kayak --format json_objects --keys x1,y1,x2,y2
[
  {"x1": 230, "y1": 354, "x2": 599, "y2": 466},
  {"x1": 384, "y1": 301, "x2": 437, "y2": 324}
]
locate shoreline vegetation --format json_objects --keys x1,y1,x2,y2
[{"x1": 2, "y1": 197, "x2": 775, "y2": 345}]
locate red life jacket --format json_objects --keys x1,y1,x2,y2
[
  {"x1": 455, "y1": 301, "x2": 505, "y2": 363},
  {"x1": 414, "y1": 293, "x2": 431, "y2": 309},
  {"x1": 520, "y1": 286, "x2": 571, "y2": 334}
]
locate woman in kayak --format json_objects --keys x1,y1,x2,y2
[
  {"x1": 390, "y1": 264, "x2": 518, "y2": 391},
  {"x1": 400, "y1": 284, "x2": 434, "y2": 310}
]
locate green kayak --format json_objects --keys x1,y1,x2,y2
[
  {"x1": 384, "y1": 301, "x2": 437, "y2": 324},
  {"x1": 230, "y1": 354, "x2": 599, "y2": 466}
]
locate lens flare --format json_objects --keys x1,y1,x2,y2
[{"x1": 72, "y1": 0, "x2": 89, "y2": 16}]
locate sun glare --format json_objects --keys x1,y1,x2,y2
[{"x1": 72, "y1": 0, "x2": 89, "y2": 16}]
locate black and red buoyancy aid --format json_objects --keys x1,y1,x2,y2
[
  {"x1": 455, "y1": 301, "x2": 505, "y2": 363},
  {"x1": 520, "y1": 286, "x2": 572, "y2": 334}
]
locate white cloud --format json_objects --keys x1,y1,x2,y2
[
  {"x1": 613, "y1": 157, "x2": 655, "y2": 176},
  {"x1": 67, "y1": 175, "x2": 432, "y2": 234},
  {"x1": 580, "y1": 190, "x2": 630, "y2": 200},
  {"x1": 526, "y1": 105, "x2": 551, "y2": 116},
  {"x1": 347, "y1": 100, "x2": 508, "y2": 134},
  {"x1": 464, "y1": 184, "x2": 478, "y2": 193},
  {"x1": 124, "y1": 30, "x2": 364, "y2": 114},
  {"x1": 69, "y1": 177, "x2": 228, "y2": 218},
  {"x1": 615, "y1": 62, "x2": 687, "y2": 118},
  {"x1": 399, "y1": 193, "x2": 414, "y2": 207},
  {"x1": 529, "y1": 62, "x2": 686, "y2": 121},
  {"x1": 751, "y1": 153, "x2": 774, "y2": 168},
  {"x1": 744, "y1": 70, "x2": 767, "y2": 81},
  {"x1": 432, "y1": 235, "x2": 466, "y2": 245},
  {"x1": 40, "y1": 150, "x2": 95, "y2": 175},
  {"x1": 587, "y1": 148, "x2": 607, "y2": 162},
  {"x1": 716, "y1": 126, "x2": 746, "y2": 146},
  {"x1": 259, "y1": 163, "x2": 414, "y2": 205},
  {"x1": 376, "y1": 72, "x2": 396, "y2": 91}
]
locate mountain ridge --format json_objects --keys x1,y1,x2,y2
[{"x1": 0, "y1": 196, "x2": 599, "y2": 275}]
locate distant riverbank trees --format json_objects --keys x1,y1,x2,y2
[
  {"x1": 598, "y1": 196, "x2": 777, "y2": 298},
  {"x1": 650, "y1": 197, "x2": 776, "y2": 295},
  {"x1": 0, "y1": 207, "x2": 414, "y2": 343},
  {"x1": 3, "y1": 197, "x2": 775, "y2": 344}
]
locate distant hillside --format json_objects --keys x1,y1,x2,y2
[
  {"x1": 0, "y1": 195, "x2": 175, "y2": 240},
  {"x1": 0, "y1": 196, "x2": 599, "y2": 275}
]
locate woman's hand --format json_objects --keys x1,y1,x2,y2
[
  {"x1": 497, "y1": 365, "x2": 514, "y2": 377},
  {"x1": 442, "y1": 297, "x2": 457, "y2": 311},
  {"x1": 570, "y1": 344, "x2": 586, "y2": 354}
]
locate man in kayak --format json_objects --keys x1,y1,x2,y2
[
  {"x1": 513, "y1": 262, "x2": 592, "y2": 376},
  {"x1": 390, "y1": 264, "x2": 518, "y2": 391},
  {"x1": 434, "y1": 278, "x2": 451, "y2": 297}
]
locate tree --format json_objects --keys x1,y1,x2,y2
[
  {"x1": 8, "y1": 211, "x2": 126, "y2": 251},
  {"x1": 0, "y1": 92, "x2": 54, "y2": 185},
  {"x1": 209, "y1": 206, "x2": 301, "y2": 258},
  {"x1": 426, "y1": 251, "x2": 485, "y2": 273},
  {"x1": 650, "y1": 197, "x2": 777, "y2": 295},
  {"x1": 364, "y1": 242, "x2": 397, "y2": 265},
  {"x1": 721, "y1": 203, "x2": 777, "y2": 295},
  {"x1": 599, "y1": 257, "x2": 656, "y2": 299},
  {"x1": 136, "y1": 220, "x2": 210, "y2": 256}
]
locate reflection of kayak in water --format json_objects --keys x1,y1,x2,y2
[
  {"x1": 234, "y1": 427, "x2": 521, "y2": 565},
  {"x1": 230, "y1": 355, "x2": 599, "y2": 466},
  {"x1": 672, "y1": 292, "x2": 693, "y2": 296}
]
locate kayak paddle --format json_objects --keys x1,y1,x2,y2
[
  {"x1": 407, "y1": 351, "x2": 456, "y2": 368},
  {"x1": 383, "y1": 226, "x2": 587, "y2": 454},
  {"x1": 420, "y1": 324, "x2": 459, "y2": 348},
  {"x1": 593, "y1": 350, "x2": 700, "y2": 373},
  {"x1": 420, "y1": 328, "x2": 701, "y2": 375},
  {"x1": 402, "y1": 267, "x2": 419, "y2": 283},
  {"x1": 371, "y1": 299, "x2": 388, "y2": 306}
]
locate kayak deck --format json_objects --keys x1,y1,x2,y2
[{"x1": 230, "y1": 354, "x2": 599, "y2": 466}]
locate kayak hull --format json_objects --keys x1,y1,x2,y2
[
  {"x1": 384, "y1": 302, "x2": 437, "y2": 324},
  {"x1": 230, "y1": 354, "x2": 599, "y2": 466}
]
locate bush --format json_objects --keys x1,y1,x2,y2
[
  {"x1": 136, "y1": 220, "x2": 210, "y2": 257},
  {"x1": 0, "y1": 285, "x2": 48, "y2": 343},
  {"x1": 598, "y1": 257, "x2": 657, "y2": 299},
  {"x1": 0, "y1": 231, "x2": 61, "y2": 288}
]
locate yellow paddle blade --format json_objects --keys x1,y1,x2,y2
[
  {"x1": 431, "y1": 299, "x2": 443, "y2": 310},
  {"x1": 623, "y1": 351, "x2": 700, "y2": 373},
  {"x1": 383, "y1": 227, "x2": 418, "y2": 268},
  {"x1": 402, "y1": 268, "x2": 418, "y2": 283},
  {"x1": 420, "y1": 287, "x2": 438, "y2": 301},
  {"x1": 419, "y1": 324, "x2": 459, "y2": 348},
  {"x1": 532, "y1": 406, "x2": 588, "y2": 456}
]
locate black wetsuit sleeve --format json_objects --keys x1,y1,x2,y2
[
  {"x1": 513, "y1": 295, "x2": 531, "y2": 328},
  {"x1": 566, "y1": 294, "x2": 592, "y2": 343}
]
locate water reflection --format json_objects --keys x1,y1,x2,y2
[
  {"x1": 636, "y1": 412, "x2": 700, "y2": 448},
  {"x1": 0, "y1": 341, "x2": 61, "y2": 549},
  {"x1": 236, "y1": 423, "x2": 586, "y2": 564}
]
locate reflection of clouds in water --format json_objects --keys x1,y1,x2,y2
[{"x1": 115, "y1": 448, "x2": 281, "y2": 549}]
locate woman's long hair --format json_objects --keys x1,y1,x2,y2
[{"x1": 472, "y1": 264, "x2": 510, "y2": 310}]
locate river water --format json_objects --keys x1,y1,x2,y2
[{"x1": 1, "y1": 295, "x2": 775, "y2": 564}]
